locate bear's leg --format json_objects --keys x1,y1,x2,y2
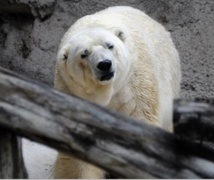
[{"x1": 53, "y1": 152, "x2": 105, "y2": 179}]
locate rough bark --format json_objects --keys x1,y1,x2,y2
[
  {"x1": 174, "y1": 99, "x2": 214, "y2": 147},
  {"x1": 0, "y1": 67, "x2": 214, "y2": 178},
  {"x1": 0, "y1": 130, "x2": 28, "y2": 178}
]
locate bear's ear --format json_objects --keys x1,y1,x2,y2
[
  {"x1": 57, "y1": 45, "x2": 69, "y2": 61},
  {"x1": 112, "y1": 28, "x2": 126, "y2": 42}
]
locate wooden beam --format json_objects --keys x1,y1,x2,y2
[
  {"x1": 174, "y1": 99, "x2": 214, "y2": 144},
  {"x1": 0, "y1": 67, "x2": 214, "y2": 178},
  {"x1": 0, "y1": 130, "x2": 28, "y2": 178}
]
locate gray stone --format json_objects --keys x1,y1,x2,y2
[
  {"x1": 0, "y1": 0, "x2": 213, "y2": 99},
  {"x1": 0, "y1": 0, "x2": 55, "y2": 19}
]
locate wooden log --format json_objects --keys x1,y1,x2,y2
[
  {"x1": 0, "y1": 130, "x2": 28, "y2": 178},
  {"x1": 174, "y1": 99, "x2": 214, "y2": 144},
  {"x1": 0, "y1": 67, "x2": 214, "y2": 178}
]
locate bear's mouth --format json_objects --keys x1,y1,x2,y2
[{"x1": 100, "y1": 72, "x2": 114, "y2": 81}]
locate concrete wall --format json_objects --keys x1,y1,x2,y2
[{"x1": 0, "y1": 0, "x2": 213, "y2": 99}]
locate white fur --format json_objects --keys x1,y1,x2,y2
[
  {"x1": 52, "y1": 6, "x2": 181, "y2": 178},
  {"x1": 57, "y1": 26, "x2": 129, "y2": 106}
]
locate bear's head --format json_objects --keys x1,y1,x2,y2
[{"x1": 57, "y1": 26, "x2": 130, "y2": 105}]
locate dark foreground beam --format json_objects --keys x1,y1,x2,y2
[
  {"x1": 174, "y1": 99, "x2": 214, "y2": 144},
  {"x1": 0, "y1": 130, "x2": 28, "y2": 178},
  {"x1": 0, "y1": 67, "x2": 214, "y2": 178}
]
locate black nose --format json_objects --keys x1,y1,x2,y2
[{"x1": 97, "y1": 60, "x2": 112, "y2": 71}]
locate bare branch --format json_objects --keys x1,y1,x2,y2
[
  {"x1": 0, "y1": 130, "x2": 28, "y2": 178},
  {"x1": 0, "y1": 67, "x2": 214, "y2": 178}
]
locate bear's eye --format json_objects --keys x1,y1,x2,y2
[
  {"x1": 81, "y1": 54, "x2": 88, "y2": 59},
  {"x1": 106, "y1": 43, "x2": 114, "y2": 50},
  {"x1": 81, "y1": 49, "x2": 89, "y2": 59}
]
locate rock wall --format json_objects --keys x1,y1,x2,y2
[{"x1": 0, "y1": 0, "x2": 213, "y2": 98}]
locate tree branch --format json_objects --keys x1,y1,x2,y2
[
  {"x1": 174, "y1": 99, "x2": 214, "y2": 144},
  {"x1": 0, "y1": 67, "x2": 214, "y2": 178},
  {"x1": 0, "y1": 130, "x2": 28, "y2": 178}
]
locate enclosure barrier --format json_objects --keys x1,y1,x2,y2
[{"x1": 0, "y1": 67, "x2": 214, "y2": 179}]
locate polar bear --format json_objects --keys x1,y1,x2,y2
[{"x1": 53, "y1": 6, "x2": 181, "y2": 179}]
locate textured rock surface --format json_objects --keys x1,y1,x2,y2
[{"x1": 0, "y1": 0, "x2": 213, "y2": 98}]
